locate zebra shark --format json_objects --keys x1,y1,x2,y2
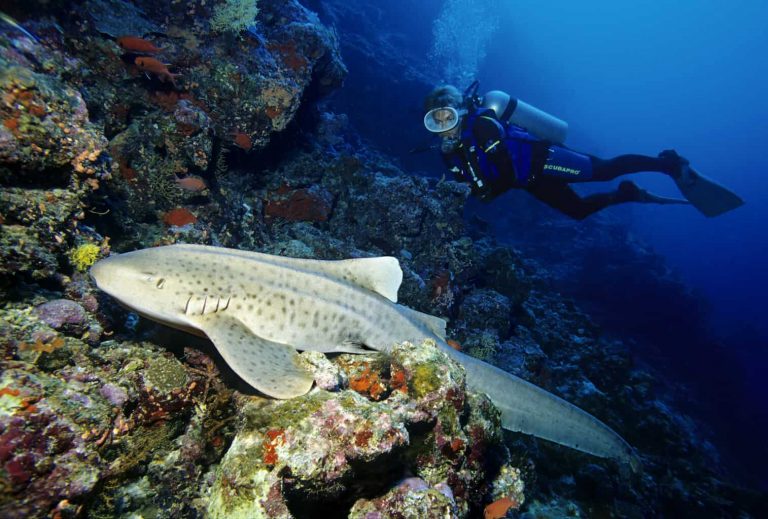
[{"x1": 90, "y1": 244, "x2": 636, "y2": 465}]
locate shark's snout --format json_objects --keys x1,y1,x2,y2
[
  {"x1": 89, "y1": 258, "x2": 105, "y2": 284},
  {"x1": 89, "y1": 254, "x2": 128, "y2": 291},
  {"x1": 89, "y1": 256, "x2": 117, "y2": 287}
]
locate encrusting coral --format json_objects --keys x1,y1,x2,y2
[
  {"x1": 69, "y1": 243, "x2": 102, "y2": 272},
  {"x1": 210, "y1": 0, "x2": 261, "y2": 33},
  {"x1": 206, "y1": 341, "x2": 511, "y2": 518}
]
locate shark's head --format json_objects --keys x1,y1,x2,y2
[{"x1": 90, "y1": 247, "x2": 189, "y2": 329}]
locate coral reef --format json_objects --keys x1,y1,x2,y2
[
  {"x1": 0, "y1": 298, "x2": 236, "y2": 518},
  {"x1": 0, "y1": 0, "x2": 766, "y2": 517},
  {"x1": 206, "y1": 341, "x2": 508, "y2": 518}
]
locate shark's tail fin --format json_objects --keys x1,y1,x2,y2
[{"x1": 442, "y1": 345, "x2": 637, "y2": 468}]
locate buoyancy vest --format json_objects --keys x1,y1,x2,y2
[{"x1": 442, "y1": 109, "x2": 541, "y2": 200}]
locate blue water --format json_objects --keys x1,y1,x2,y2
[
  {"x1": 478, "y1": 0, "x2": 768, "y2": 485},
  {"x1": 478, "y1": 0, "x2": 768, "y2": 340},
  {"x1": 475, "y1": 3, "x2": 768, "y2": 487}
]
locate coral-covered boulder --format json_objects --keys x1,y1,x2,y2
[
  {"x1": 0, "y1": 32, "x2": 110, "y2": 288},
  {"x1": 0, "y1": 367, "x2": 107, "y2": 519},
  {"x1": 0, "y1": 56, "x2": 108, "y2": 183},
  {"x1": 34, "y1": 298, "x2": 88, "y2": 334},
  {"x1": 206, "y1": 341, "x2": 513, "y2": 518},
  {"x1": 349, "y1": 477, "x2": 459, "y2": 519}
]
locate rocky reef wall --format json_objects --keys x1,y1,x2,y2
[{"x1": 0, "y1": 1, "x2": 766, "y2": 517}]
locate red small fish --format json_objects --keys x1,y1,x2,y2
[
  {"x1": 231, "y1": 131, "x2": 252, "y2": 151},
  {"x1": 117, "y1": 36, "x2": 162, "y2": 54},
  {"x1": 446, "y1": 339, "x2": 462, "y2": 351},
  {"x1": 134, "y1": 56, "x2": 180, "y2": 85},
  {"x1": 484, "y1": 497, "x2": 519, "y2": 519},
  {"x1": 175, "y1": 175, "x2": 207, "y2": 192}
]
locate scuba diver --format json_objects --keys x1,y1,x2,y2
[{"x1": 423, "y1": 83, "x2": 744, "y2": 219}]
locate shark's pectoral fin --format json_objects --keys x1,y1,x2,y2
[
  {"x1": 333, "y1": 340, "x2": 373, "y2": 354},
  {"x1": 190, "y1": 314, "x2": 314, "y2": 399}
]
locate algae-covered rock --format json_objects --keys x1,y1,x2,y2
[
  {"x1": 206, "y1": 340, "x2": 513, "y2": 518},
  {"x1": 349, "y1": 477, "x2": 459, "y2": 519},
  {"x1": 0, "y1": 53, "x2": 108, "y2": 183},
  {"x1": 143, "y1": 354, "x2": 189, "y2": 393},
  {"x1": 0, "y1": 365, "x2": 108, "y2": 518},
  {"x1": 33, "y1": 298, "x2": 88, "y2": 334},
  {"x1": 0, "y1": 32, "x2": 109, "y2": 290}
]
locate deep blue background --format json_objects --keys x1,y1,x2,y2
[
  {"x1": 481, "y1": 0, "x2": 768, "y2": 339},
  {"x1": 479, "y1": 3, "x2": 768, "y2": 487}
]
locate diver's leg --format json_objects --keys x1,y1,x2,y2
[
  {"x1": 589, "y1": 153, "x2": 681, "y2": 181},
  {"x1": 527, "y1": 178, "x2": 686, "y2": 220},
  {"x1": 526, "y1": 178, "x2": 623, "y2": 220}
]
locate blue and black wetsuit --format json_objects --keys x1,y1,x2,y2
[{"x1": 442, "y1": 109, "x2": 681, "y2": 219}]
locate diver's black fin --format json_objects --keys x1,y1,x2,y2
[{"x1": 675, "y1": 164, "x2": 744, "y2": 217}]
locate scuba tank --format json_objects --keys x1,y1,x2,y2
[
  {"x1": 483, "y1": 90, "x2": 568, "y2": 144},
  {"x1": 464, "y1": 82, "x2": 568, "y2": 144}
]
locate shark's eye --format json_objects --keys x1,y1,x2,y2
[{"x1": 156, "y1": 278, "x2": 166, "y2": 289}]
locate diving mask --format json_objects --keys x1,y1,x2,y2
[{"x1": 424, "y1": 106, "x2": 466, "y2": 133}]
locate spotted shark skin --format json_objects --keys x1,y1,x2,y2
[{"x1": 91, "y1": 244, "x2": 636, "y2": 465}]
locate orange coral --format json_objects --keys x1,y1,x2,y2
[
  {"x1": 349, "y1": 366, "x2": 386, "y2": 400},
  {"x1": 285, "y1": 53, "x2": 307, "y2": 72},
  {"x1": 355, "y1": 429, "x2": 373, "y2": 448},
  {"x1": 27, "y1": 103, "x2": 47, "y2": 117},
  {"x1": 15, "y1": 90, "x2": 34, "y2": 101},
  {"x1": 263, "y1": 428, "x2": 286, "y2": 465},
  {"x1": 73, "y1": 148, "x2": 103, "y2": 175},
  {"x1": 268, "y1": 41, "x2": 308, "y2": 73},
  {"x1": 19, "y1": 336, "x2": 65, "y2": 353},
  {"x1": 118, "y1": 159, "x2": 137, "y2": 181},
  {"x1": 162, "y1": 207, "x2": 197, "y2": 226},
  {"x1": 264, "y1": 187, "x2": 332, "y2": 222},
  {"x1": 450, "y1": 438, "x2": 465, "y2": 453},
  {"x1": 152, "y1": 91, "x2": 184, "y2": 111},
  {"x1": 390, "y1": 367, "x2": 408, "y2": 394}
]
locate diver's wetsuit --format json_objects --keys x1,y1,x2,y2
[
  {"x1": 442, "y1": 109, "x2": 682, "y2": 219},
  {"x1": 527, "y1": 153, "x2": 681, "y2": 219}
]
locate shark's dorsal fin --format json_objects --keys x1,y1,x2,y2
[
  {"x1": 329, "y1": 257, "x2": 402, "y2": 302},
  {"x1": 168, "y1": 244, "x2": 403, "y2": 302},
  {"x1": 189, "y1": 313, "x2": 314, "y2": 399},
  {"x1": 398, "y1": 305, "x2": 447, "y2": 339}
]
